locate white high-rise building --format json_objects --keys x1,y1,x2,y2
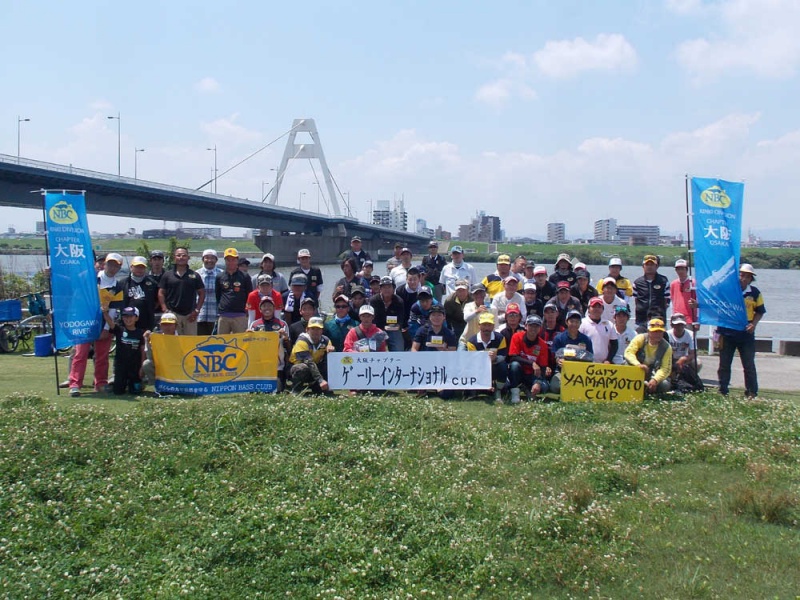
[
  {"x1": 372, "y1": 199, "x2": 408, "y2": 231},
  {"x1": 547, "y1": 222, "x2": 566, "y2": 244},
  {"x1": 594, "y1": 218, "x2": 618, "y2": 241}
]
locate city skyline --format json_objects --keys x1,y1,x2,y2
[{"x1": 3, "y1": 1, "x2": 800, "y2": 240}]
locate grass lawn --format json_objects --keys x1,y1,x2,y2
[{"x1": 1, "y1": 353, "x2": 798, "y2": 598}]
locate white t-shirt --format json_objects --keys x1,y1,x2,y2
[
  {"x1": 611, "y1": 324, "x2": 638, "y2": 365},
  {"x1": 579, "y1": 317, "x2": 618, "y2": 363},
  {"x1": 491, "y1": 291, "x2": 527, "y2": 324},
  {"x1": 669, "y1": 327, "x2": 695, "y2": 359},
  {"x1": 601, "y1": 295, "x2": 628, "y2": 322}
]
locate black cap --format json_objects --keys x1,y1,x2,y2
[
  {"x1": 150, "y1": 250, "x2": 164, "y2": 258},
  {"x1": 417, "y1": 288, "x2": 432, "y2": 297},
  {"x1": 428, "y1": 303, "x2": 445, "y2": 314}
]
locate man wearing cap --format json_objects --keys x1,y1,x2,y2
[
  {"x1": 121, "y1": 255, "x2": 159, "y2": 333},
  {"x1": 598, "y1": 277, "x2": 628, "y2": 322},
  {"x1": 344, "y1": 304, "x2": 388, "y2": 353},
  {"x1": 579, "y1": 297, "x2": 618, "y2": 364},
  {"x1": 668, "y1": 313, "x2": 702, "y2": 390},
  {"x1": 440, "y1": 245, "x2": 476, "y2": 301},
  {"x1": 459, "y1": 283, "x2": 495, "y2": 350},
  {"x1": 246, "y1": 274, "x2": 284, "y2": 327},
  {"x1": 482, "y1": 254, "x2": 516, "y2": 298},
  {"x1": 550, "y1": 310, "x2": 595, "y2": 395},
  {"x1": 716, "y1": 264, "x2": 765, "y2": 398},
  {"x1": 289, "y1": 317, "x2": 335, "y2": 395},
  {"x1": 411, "y1": 303, "x2": 456, "y2": 352},
  {"x1": 252, "y1": 253, "x2": 288, "y2": 295},
  {"x1": 624, "y1": 318, "x2": 673, "y2": 395},
  {"x1": 369, "y1": 276, "x2": 406, "y2": 352},
  {"x1": 141, "y1": 312, "x2": 178, "y2": 388},
  {"x1": 250, "y1": 296, "x2": 290, "y2": 390},
  {"x1": 215, "y1": 248, "x2": 253, "y2": 334},
  {"x1": 347, "y1": 286, "x2": 368, "y2": 320},
  {"x1": 284, "y1": 275, "x2": 316, "y2": 327},
  {"x1": 289, "y1": 298, "x2": 318, "y2": 347},
  {"x1": 570, "y1": 269, "x2": 598, "y2": 314},
  {"x1": 444, "y1": 279, "x2": 470, "y2": 340},
  {"x1": 324, "y1": 294, "x2": 358, "y2": 352},
  {"x1": 498, "y1": 303, "x2": 525, "y2": 348},
  {"x1": 508, "y1": 315, "x2": 552, "y2": 403},
  {"x1": 408, "y1": 288, "x2": 442, "y2": 341},
  {"x1": 549, "y1": 253, "x2": 576, "y2": 287},
  {"x1": 492, "y1": 276, "x2": 527, "y2": 325},
  {"x1": 533, "y1": 266, "x2": 556, "y2": 305},
  {"x1": 359, "y1": 260, "x2": 375, "y2": 288},
  {"x1": 69, "y1": 253, "x2": 125, "y2": 396},
  {"x1": 148, "y1": 250, "x2": 166, "y2": 284},
  {"x1": 422, "y1": 242, "x2": 446, "y2": 299},
  {"x1": 606, "y1": 257, "x2": 633, "y2": 301},
  {"x1": 346, "y1": 236, "x2": 371, "y2": 270},
  {"x1": 670, "y1": 259, "x2": 698, "y2": 330},
  {"x1": 196, "y1": 249, "x2": 222, "y2": 335},
  {"x1": 389, "y1": 247, "x2": 414, "y2": 288},
  {"x1": 521, "y1": 261, "x2": 537, "y2": 288},
  {"x1": 544, "y1": 281, "x2": 582, "y2": 327},
  {"x1": 465, "y1": 312, "x2": 509, "y2": 402},
  {"x1": 289, "y1": 249, "x2": 324, "y2": 303},
  {"x1": 237, "y1": 257, "x2": 251, "y2": 276},
  {"x1": 386, "y1": 242, "x2": 404, "y2": 273},
  {"x1": 633, "y1": 255, "x2": 670, "y2": 331},
  {"x1": 610, "y1": 305, "x2": 637, "y2": 365},
  {"x1": 158, "y1": 247, "x2": 206, "y2": 335}
]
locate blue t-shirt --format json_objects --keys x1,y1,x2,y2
[
  {"x1": 551, "y1": 330, "x2": 593, "y2": 356},
  {"x1": 413, "y1": 323, "x2": 457, "y2": 351}
]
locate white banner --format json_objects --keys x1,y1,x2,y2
[{"x1": 327, "y1": 352, "x2": 492, "y2": 390}]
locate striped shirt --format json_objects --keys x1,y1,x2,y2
[{"x1": 196, "y1": 266, "x2": 221, "y2": 323}]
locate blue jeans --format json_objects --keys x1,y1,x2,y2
[
  {"x1": 717, "y1": 331, "x2": 758, "y2": 396},
  {"x1": 386, "y1": 330, "x2": 405, "y2": 352},
  {"x1": 508, "y1": 361, "x2": 550, "y2": 393}
]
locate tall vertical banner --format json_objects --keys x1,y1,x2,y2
[
  {"x1": 690, "y1": 178, "x2": 748, "y2": 330},
  {"x1": 45, "y1": 192, "x2": 103, "y2": 348}
]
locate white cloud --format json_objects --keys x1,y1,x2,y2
[
  {"x1": 532, "y1": 34, "x2": 638, "y2": 79},
  {"x1": 195, "y1": 77, "x2": 221, "y2": 93},
  {"x1": 201, "y1": 114, "x2": 262, "y2": 147},
  {"x1": 674, "y1": 0, "x2": 800, "y2": 78},
  {"x1": 474, "y1": 77, "x2": 535, "y2": 108},
  {"x1": 661, "y1": 112, "x2": 760, "y2": 156},
  {"x1": 89, "y1": 99, "x2": 113, "y2": 111}
]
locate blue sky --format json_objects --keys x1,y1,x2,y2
[{"x1": 2, "y1": 0, "x2": 800, "y2": 239}]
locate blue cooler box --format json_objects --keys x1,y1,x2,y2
[{"x1": 0, "y1": 299, "x2": 23, "y2": 322}]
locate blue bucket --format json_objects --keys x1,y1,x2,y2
[{"x1": 34, "y1": 334, "x2": 54, "y2": 357}]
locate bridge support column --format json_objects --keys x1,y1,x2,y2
[{"x1": 254, "y1": 226, "x2": 350, "y2": 264}]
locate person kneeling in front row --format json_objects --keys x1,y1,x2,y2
[
  {"x1": 141, "y1": 312, "x2": 179, "y2": 387},
  {"x1": 289, "y1": 317, "x2": 335, "y2": 395},
  {"x1": 624, "y1": 317, "x2": 673, "y2": 395}
]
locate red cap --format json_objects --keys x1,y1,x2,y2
[
  {"x1": 506, "y1": 302, "x2": 521, "y2": 315},
  {"x1": 588, "y1": 296, "x2": 604, "y2": 307},
  {"x1": 557, "y1": 280, "x2": 571, "y2": 290}
]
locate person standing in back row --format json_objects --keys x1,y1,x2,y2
[
  {"x1": 289, "y1": 249, "x2": 324, "y2": 303},
  {"x1": 215, "y1": 247, "x2": 253, "y2": 334},
  {"x1": 716, "y1": 264, "x2": 765, "y2": 398},
  {"x1": 633, "y1": 254, "x2": 670, "y2": 331},
  {"x1": 158, "y1": 247, "x2": 206, "y2": 335}
]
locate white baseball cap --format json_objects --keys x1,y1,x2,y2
[{"x1": 202, "y1": 248, "x2": 218, "y2": 258}]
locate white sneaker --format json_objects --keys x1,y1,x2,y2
[
  {"x1": 510, "y1": 388, "x2": 521, "y2": 404},
  {"x1": 69, "y1": 387, "x2": 80, "y2": 398}
]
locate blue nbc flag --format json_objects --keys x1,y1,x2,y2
[
  {"x1": 691, "y1": 177, "x2": 747, "y2": 330},
  {"x1": 45, "y1": 192, "x2": 103, "y2": 348}
]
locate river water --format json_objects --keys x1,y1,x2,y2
[{"x1": 3, "y1": 254, "x2": 799, "y2": 339}]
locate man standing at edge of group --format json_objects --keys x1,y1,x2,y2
[
  {"x1": 716, "y1": 264, "x2": 765, "y2": 398},
  {"x1": 158, "y1": 247, "x2": 205, "y2": 335},
  {"x1": 440, "y1": 245, "x2": 476, "y2": 301},
  {"x1": 215, "y1": 247, "x2": 253, "y2": 334},
  {"x1": 196, "y1": 248, "x2": 221, "y2": 336},
  {"x1": 670, "y1": 259, "x2": 698, "y2": 331}
]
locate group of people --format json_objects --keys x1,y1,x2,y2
[{"x1": 66, "y1": 236, "x2": 766, "y2": 399}]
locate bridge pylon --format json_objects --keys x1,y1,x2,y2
[{"x1": 270, "y1": 118, "x2": 342, "y2": 216}]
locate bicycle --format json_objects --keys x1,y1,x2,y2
[{"x1": 0, "y1": 292, "x2": 52, "y2": 353}]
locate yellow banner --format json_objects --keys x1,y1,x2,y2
[
  {"x1": 560, "y1": 362, "x2": 645, "y2": 403},
  {"x1": 152, "y1": 332, "x2": 280, "y2": 395}
]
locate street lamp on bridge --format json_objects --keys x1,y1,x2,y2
[
  {"x1": 107, "y1": 112, "x2": 121, "y2": 176},
  {"x1": 134, "y1": 148, "x2": 145, "y2": 179},
  {"x1": 206, "y1": 145, "x2": 217, "y2": 194},
  {"x1": 17, "y1": 116, "x2": 30, "y2": 160}
]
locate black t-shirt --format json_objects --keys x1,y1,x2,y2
[
  {"x1": 413, "y1": 323, "x2": 457, "y2": 350},
  {"x1": 158, "y1": 268, "x2": 204, "y2": 316},
  {"x1": 122, "y1": 275, "x2": 159, "y2": 332},
  {"x1": 215, "y1": 270, "x2": 253, "y2": 315},
  {"x1": 289, "y1": 267, "x2": 324, "y2": 302},
  {"x1": 112, "y1": 325, "x2": 144, "y2": 367}
]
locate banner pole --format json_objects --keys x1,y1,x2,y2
[
  {"x1": 684, "y1": 175, "x2": 700, "y2": 374},
  {"x1": 40, "y1": 190, "x2": 60, "y2": 396}
]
